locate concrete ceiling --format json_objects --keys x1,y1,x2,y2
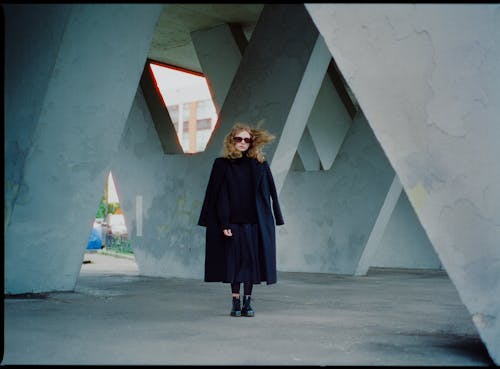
[{"x1": 148, "y1": 4, "x2": 264, "y2": 73}]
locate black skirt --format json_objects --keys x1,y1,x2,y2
[{"x1": 224, "y1": 223, "x2": 261, "y2": 284}]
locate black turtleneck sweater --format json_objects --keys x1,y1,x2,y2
[{"x1": 217, "y1": 154, "x2": 258, "y2": 229}]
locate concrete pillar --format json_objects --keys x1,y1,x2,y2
[
  {"x1": 191, "y1": 24, "x2": 247, "y2": 113},
  {"x1": 305, "y1": 3, "x2": 500, "y2": 363},
  {"x1": 269, "y1": 35, "x2": 331, "y2": 193},
  {"x1": 4, "y1": 4, "x2": 163, "y2": 293}
]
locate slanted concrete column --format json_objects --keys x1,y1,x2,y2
[
  {"x1": 305, "y1": 3, "x2": 500, "y2": 363},
  {"x1": 5, "y1": 4, "x2": 163, "y2": 294},
  {"x1": 191, "y1": 24, "x2": 247, "y2": 113},
  {"x1": 269, "y1": 35, "x2": 331, "y2": 193}
]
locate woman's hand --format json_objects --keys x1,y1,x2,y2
[{"x1": 223, "y1": 229, "x2": 233, "y2": 237}]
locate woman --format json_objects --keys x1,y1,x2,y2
[{"x1": 198, "y1": 122, "x2": 284, "y2": 317}]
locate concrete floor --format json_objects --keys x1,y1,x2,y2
[{"x1": 2, "y1": 252, "x2": 495, "y2": 365}]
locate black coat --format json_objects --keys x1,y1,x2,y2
[{"x1": 198, "y1": 157, "x2": 284, "y2": 284}]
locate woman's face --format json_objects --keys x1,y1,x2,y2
[{"x1": 233, "y1": 130, "x2": 252, "y2": 152}]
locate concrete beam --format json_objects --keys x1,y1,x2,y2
[{"x1": 270, "y1": 35, "x2": 331, "y2": 193}]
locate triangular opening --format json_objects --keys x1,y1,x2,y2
[
  {"x1": 82, "y1": 171, "x2": 138, "y2": 274},
  {"x1": 149, "y1": 62, "x2": 218, "y2": 154},
  {"x1": 293, "y1": 126, "x2": 323, "y2": 172},
  {"x1": 291, "y1": 151, "x2": 306, "y2": 171}
]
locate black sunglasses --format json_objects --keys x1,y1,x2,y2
[{"x1": 233, "y1": 136, "x2": 252, "y2": 144}]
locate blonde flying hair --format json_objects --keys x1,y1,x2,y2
[{"x1": 223, "y1": 122, "x2": 275, "y2": 163}]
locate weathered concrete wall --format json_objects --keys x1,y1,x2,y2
[
  {"x1": 305, "y1": 3, "x2": 500, "y2": 363},
  {"x1": 278, "y1": 113, "x2": 395, "y2": 274},
  {"x1": 4, "y1": 4, "x2": 163, "y2": 293}
]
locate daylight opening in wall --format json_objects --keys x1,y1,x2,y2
[
  {"x1": 149, "y1": 62, "x2": 218, "y2": 153},
  {"x1": 86, "y1": 171, "x2": 132, "y2": 256}
]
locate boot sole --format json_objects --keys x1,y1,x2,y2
[{"x1": 230, "y1": 312, "x2": 241, "y2": 317}]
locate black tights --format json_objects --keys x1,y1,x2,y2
[{"x1": 231, "y1": 282, "x2": 253, "y2": 296}]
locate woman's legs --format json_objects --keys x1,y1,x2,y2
[
  {"x1": 227, "y1": 223, "x2": 259, "y2": 317},
  {"x1": 244, "y1": 282, "x2": 253, "y2": 296},
  {"x1": 230, "y1": 282, "x2": 253, "y2": 297},
  {"x1": 231, "y1": 282, "x2": 240, "y2": 298}
]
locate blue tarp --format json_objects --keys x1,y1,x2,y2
[{"x1": 87, "y1": 222, "x2": 102, "y2": 249}]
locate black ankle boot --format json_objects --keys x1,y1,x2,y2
[
  {"x1": 230, "y1": 297, "x2": 241, "y2": 317},
  {"x1": 242, "y1": 295, "x2": 254, "y2": 317}
]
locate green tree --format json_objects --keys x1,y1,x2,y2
[{"x1": 95, "y1": 195, "x2": 107, "y2": 218}]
